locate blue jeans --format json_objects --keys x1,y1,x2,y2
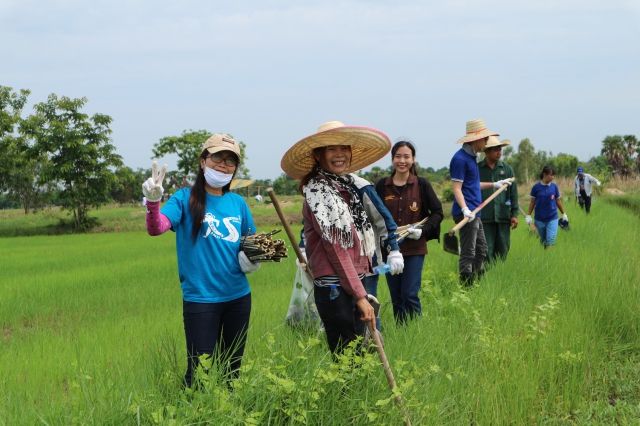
[
  {"x1": 535, "y1": 218, "x2": 558, "y2": 248},
  {"x1": 386, "y1": 255, "x2": 425, "y2": 324}
]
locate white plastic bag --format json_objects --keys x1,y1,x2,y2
[{"x1": 285, "y1": 259, "x2": 321, "y2": 329}]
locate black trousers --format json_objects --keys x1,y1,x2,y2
[
  {"x1": 579, "y1": 189, "x2": 592, "y2": 213},
  {"x1": 314, "y1": 285, "x2": 365, "y2": 355},
  {"x1": 182, "y1": 293, "x2": 251, "y2": 387}
]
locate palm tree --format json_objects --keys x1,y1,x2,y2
[{"x1": 601, "y1": 135, "x2": 628, "y2": 177}]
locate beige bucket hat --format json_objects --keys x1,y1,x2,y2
[
  {"x1": 201, "y1": 133, "x2": 241, "y2": 157},
  {"x1": 280, "y1": 121, "x2": 391, "y2": 179},
  {"x1": 457, "y1": 119, "x2": 499, "y2": 144},
  {"x1": 484, "y1": 136, "x2": 511, "y2": 151}
]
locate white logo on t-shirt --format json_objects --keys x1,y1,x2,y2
[{"x1": 202, "y1": 213, "x2": 240, "y2": 242}]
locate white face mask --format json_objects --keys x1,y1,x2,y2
[{"x1": 204, "y1": 166, "x2": 233, "y2": 188}]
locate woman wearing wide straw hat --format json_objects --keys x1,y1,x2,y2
[
  {"x1": 142, "y1": 133, "x2": 260, "y2": 387},
  {"x1": 449, "y1": 119, "x2": 513, "y2": 287},
  {"x1": 281, "y1": 121, "x2": 404, "y2": 355}
]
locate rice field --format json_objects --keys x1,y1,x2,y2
[{"x1": 1, "y1": 195, "x2": 639, "y2": 424}]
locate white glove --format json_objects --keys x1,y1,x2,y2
[
  {"x1": 387, "y1": 250, "x2": 404, "y2": 275},
  {"x1": 238, "y1": 251, "x2": 260, "y2": 274},
  {"x1": 406, "y1": 226, "x2": 422, "y2": 240},
  {"x1": 561, "y1": 213, "x2": 568, "y2": 222},
  {"x1": 525, "y1": 215, "x2": 533, "y2": 225},
  {"x1": 142, "y1": 161, "x2": 168, "y2": 202},
  {"x1": 462, "y1": 207, "x2": 475, "y2": 222},
  {"x1": 493, "y1": 179, "x2": 513, "y2": 189}
]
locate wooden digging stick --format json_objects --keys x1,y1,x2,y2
[
  {"x1": 266, "y1": 188, "x2": 305, "y2": 263},
  {"x1": 267, "y1": 187, "x2": 412, "y2": 425}
]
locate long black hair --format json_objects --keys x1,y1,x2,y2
[
  {"x1": 391, "y1": 140, "x2": 418, "y2": 176},
  {"x1": 188, "y1": 150, "x2": 239, "y2": 240}
]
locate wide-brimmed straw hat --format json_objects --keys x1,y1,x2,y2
[
  {"x1": 457, "y1": 119, "x2": 499, "y2": 144},
  {"x1": 280, "y1": 121, "x2": 391, "y2": 179},
  {"x1": 484, "y1": 136, "x2": 511, "y2": 151}
]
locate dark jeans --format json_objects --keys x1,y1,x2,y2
[
  {"x1": 579, "y1": 190, "x2": 592, "y2": 213},
  {"x1": 182, "y1": 293, "x2": 251, "y2": 387},
  {"x1": 314, "y1": 285, "x2": 365, "y2": 355},
  {"x1": 363, "y1": 275, "x2": 381, "y2": 330},
  {"x1": 455, "y1": 216, "x2": 487, "y2": 285},
  {"x1": 386, "y1": 255, "x2": 425, "y2": 324},
  {"x1": 482, "y1": 222, "x2": 511, "y2": 262}
]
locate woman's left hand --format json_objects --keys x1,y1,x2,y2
[
  {"x1": 387, "y1": 250, "x2": 404, "y2": 275},
  {"x1": 406, "y1": 226, "x2": 422, "y2": 240},
  {"x1": 355, "y1": 297, "x2": 376, "y2": 329},
  {"x1": 238, "y1": 251, "x2": 260, "y2": 273}
]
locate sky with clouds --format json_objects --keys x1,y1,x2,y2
[{"x1": 2, "y1": 0, "x2": 639, "y2": 179}]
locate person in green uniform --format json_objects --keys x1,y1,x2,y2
[{"x1": 479, "y1": 136, "x2": 519, "y2": 262}]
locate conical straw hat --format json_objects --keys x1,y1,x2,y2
[{"x1": 281, "y1": 121, "x2": 391, "y2": 179}]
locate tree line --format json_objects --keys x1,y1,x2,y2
[{"x1": 2, "y1": 85, "x2": 639, "y2": 229}]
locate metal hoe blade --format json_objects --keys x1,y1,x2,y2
[{"x1": 443, "y1": 231, "x2": 460, "y2": 255}]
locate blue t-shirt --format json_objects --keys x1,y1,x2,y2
[
  {"x1": 449, "y1": 147, "x2": 482, "y2": 216},
  {"x1": 530, "y1": 182, "x2": 561, "y2": 222},
  {"x1": 161, "y1": 188, "x2": 256, "y2": 303}
]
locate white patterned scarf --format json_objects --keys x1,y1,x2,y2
[{"x1": 303, "y1": 170, "x2": 376, "y2": 257}]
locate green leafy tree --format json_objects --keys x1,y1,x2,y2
[
  {"x1": 515, "y1": 138, "x2": 538, "y2": 182},
  {"x1": 111, "y1": 166, "x2": 146, "y2": 204},
  {"x1": 152, "y1": 130, "x2": 250, "y2": 181},
  {"x1": 21, "y1": 94, "x2": 122, "y2": 230},
  {"x1": 550, "y1": 153, "x2": 579, "y2": 177},
  {"x1": 0, "y1": 86, "x2": 50, "y2": 213},
  {"x1": 272, "y1": 173, "x2": 299, "y2": 195},
  {"x1": 585, "y1": 155, "x2": 611, "y2": 177}
]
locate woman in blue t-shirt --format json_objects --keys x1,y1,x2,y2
[
  {"x1": 525, "y1": 165, "x2": 569, "y2": 248},
  {"x1": 142, "y1": 133, "x2": 260, "y2": 387}
]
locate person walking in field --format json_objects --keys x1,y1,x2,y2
[
  {"x1": 365, "y1": 140, "x2": 443, "y2": 324},
  {"x1": 479, "y1": 136, "x2": 519, "y2": 263},
  {"x1": 525, "y1": 165, "x2": 569, "y2": 249},
  {"x1": 280, "y1": 120, "x2": 404, "y2": 356},
  {"x1": 449, "y1": 119, "x2": 513, "y2": 287},
  {"x1": 142, "y1": 133, "x2": 260, "y2": 387},
  {"x1": 574, "y1": 166, "x2": 601, "y2": 214}
]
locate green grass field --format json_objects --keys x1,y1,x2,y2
[{"x1": 1, "y1": 195, "x2": 639, "y2": 424}]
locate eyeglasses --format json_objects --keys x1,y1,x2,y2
[{"x1": 207, "y1": 153, "x2": 238, "y2": 167}]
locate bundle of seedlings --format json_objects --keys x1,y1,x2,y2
[{"x1": 241, "y1": 230, "x2": 288, "y2": 262}]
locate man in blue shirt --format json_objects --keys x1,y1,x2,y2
[{"x1": 449, "y1": 119, "x2": 512, "y2": 286}]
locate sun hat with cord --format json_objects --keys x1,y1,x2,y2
[
  {"x1": 280, "y1": 120, "x2": 391, "y2": 179},
  {"x1": 483, "y1": 136, "x2": 511, "y2": 151},
  {"x1": 201, "y1": 133, "x2": 241, "y2": 157},
  {"x1": 457, "y1": 119, "x2": 499, "y2": 144}
]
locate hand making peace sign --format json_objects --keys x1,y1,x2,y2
[{"x1": 142, "y1": 160, "x2": 168, "y2": 202}]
